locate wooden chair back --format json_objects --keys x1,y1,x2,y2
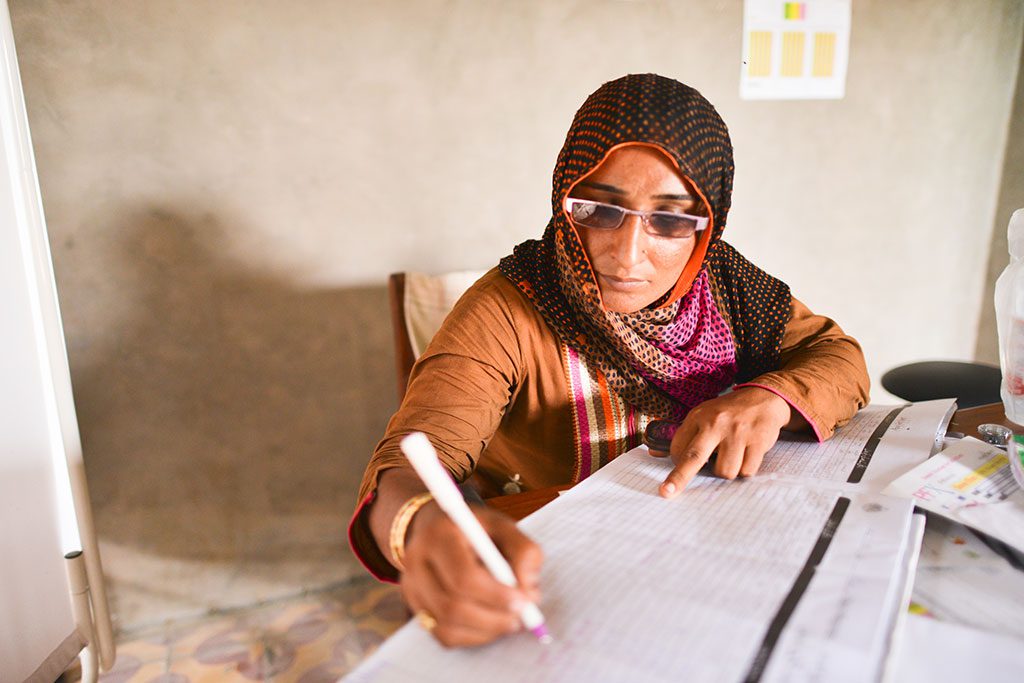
[{"x1": 388, "y1": 273, "x2": 417, "y2": 401}]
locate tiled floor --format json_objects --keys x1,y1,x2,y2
[
  {"x1": 99, "y1": 530, "x2": 367, "y2": 634},
  {"x1": 95, "y1": 577, "x2": 406, "y2": 682}
]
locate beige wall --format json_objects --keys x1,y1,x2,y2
[{"x1": 8, "y1": 0, "x2": 1023, "y2": 621}]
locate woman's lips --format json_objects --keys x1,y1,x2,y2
[{"x1": 598, "y1": 273, "x2": 649, "y2": 291}]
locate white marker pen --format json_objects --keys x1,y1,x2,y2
[{"x1": 399, "y1": 432, "x2": 552, "y2": 644}]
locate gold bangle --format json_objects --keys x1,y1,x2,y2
[{"x1": 388, "y1": 492, "x2": 434, "y2": 572}]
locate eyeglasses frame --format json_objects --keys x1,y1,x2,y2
[{"x1": 563, "y1": 197, "x2": 709, "y2": 239}]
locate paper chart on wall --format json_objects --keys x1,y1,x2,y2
[
  {"x1": 741, "y1": 0, "x2": 852, "y2": 100},
  {"x1": 343, "y1": 400, "x2": 952, "y2": 682}
]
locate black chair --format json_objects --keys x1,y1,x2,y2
[{"x1": 880, "y1": 361, "x2": 1002, "y2": 408}]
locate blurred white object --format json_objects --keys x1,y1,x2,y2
[
  {"x1": 0, "y1": 0, "x2": 113, "y2": 678},
  {"x1": 995, "y1": 208, "x2": 1024, "y2": 426}
]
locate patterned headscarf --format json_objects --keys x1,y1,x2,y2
[{"x1": 500, "y1": 74, "x2": 791, "y2": 421}]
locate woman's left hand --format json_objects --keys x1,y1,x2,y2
[{"x1": 652, "y1": 388, "x2": 799, "y2": 498}]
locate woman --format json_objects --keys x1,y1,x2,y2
[{"x1": 348, "y1": 74, "x2": 869, "y2": 648}]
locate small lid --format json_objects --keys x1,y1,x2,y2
[{"x1": 978, "y1": 422, "x2": 1011, "y2": 446}]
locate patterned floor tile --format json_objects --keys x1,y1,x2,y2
[{"x1": 94, "y1": 579, "x2": 407, "y2": 682}]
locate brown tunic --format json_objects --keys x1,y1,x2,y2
[{"x1": 349, "y1": 268, "x2": 869, "y2": 580}]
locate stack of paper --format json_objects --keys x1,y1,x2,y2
[{"x1": 346, "y1": 401, "x2": 954, "y2": 683}]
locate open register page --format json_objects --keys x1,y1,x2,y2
[{"x1": 344, "y1": 400, "x2": 953, "y2": 683}]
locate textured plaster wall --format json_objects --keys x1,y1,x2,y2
[{"x1": 7, "y1": 0, "x2": 1023, "y2": 623}]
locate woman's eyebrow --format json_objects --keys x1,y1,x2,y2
[
  {"x1": 578, "y1": 180, "x2": 625, "y2": 194},
  {"x1": 577, "y1": 180, "x2": 694, "y2": 202}
]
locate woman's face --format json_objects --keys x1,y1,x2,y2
[{"x1": 568, "y1": 145, "x2": 702, "y2": 314}]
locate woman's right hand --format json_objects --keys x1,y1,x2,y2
[{"x1": 399, "y1": 503, "x2": 544, "y2": 648}]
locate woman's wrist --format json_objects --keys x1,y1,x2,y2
[
  {"x1": 388, "y1": 492, "x2": 434, "y2": 572},
  {"x1": 734, "y1": 383, "x2": 809, "y2": 432}
]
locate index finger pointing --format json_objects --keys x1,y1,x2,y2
[
  {"x1": 660, "y1": 433, "x2": 717, "y2": 499},
  {"x1": 660, "y1": 454, "x2": 707, "y2": 498}
]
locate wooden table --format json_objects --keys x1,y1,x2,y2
[
  {"x1": 946, "y1": 401, "x2": 1017, "y2": 436},
  {"x1": 487, "y1": 402, "x2": 1016, "y2": 521}
]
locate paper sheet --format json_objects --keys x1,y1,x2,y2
[
  {"x1": 758, "y1": 404, "x2": 891, "y2": 481},
  {"x1": 760, "y1": 399, "x2": 954, "y2": 492},
  {"x1": 909, "y1": 515, "x2": 1024, "y2": 640},
  {"x1": 347, "y1": 450, "x2": 918, "y2": 682},
  {"x1": 883, "y1": 437, "x2": 1024, "y2": 554},
  {"x1": 878, "y1": 514, "x2": 927, "y2": 683},
  {"x1": 890, "y1": 614, "x2": 1024, "y2": 683},
  {"x1": 345, "y1": 403, "x2": 954, "y2": 682}
]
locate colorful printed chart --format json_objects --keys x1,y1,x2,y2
[
  {"x1": 741, "y1": 0, "x2": 852, "y2": 100},
  {"x1": 884, "y1": 437, "x2": 1024, "y2": 554}
]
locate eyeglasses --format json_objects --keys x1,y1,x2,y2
[{"x1": 563, "y1": 198, "x2": 709, "y2": 239}]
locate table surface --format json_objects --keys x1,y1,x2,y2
[{"x1": 486, "y1": 401, "x2": 1013, "y2": 521}]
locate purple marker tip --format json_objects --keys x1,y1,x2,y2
[{"x1": 530, "y1": 624, "x2": 554, "y2": 645}]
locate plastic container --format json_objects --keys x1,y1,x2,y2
[
  {"x1": 995, "y1": 208, "x2": 1024, "y2": 426},
  {"x1": 1010, "y1": 434, "x2": 1024, "y2": 491}
]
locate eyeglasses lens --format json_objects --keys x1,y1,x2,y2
[
  {"x1": 570, "y1": 202, "x2": 622, "y2": 229},
  {"x1": 648, "y1": 214, "x2": 697, "y2": 238}
]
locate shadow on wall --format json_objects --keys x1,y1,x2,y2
[{"x1": 69, "y1": 206, "x2": 396, "y2": 564}]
